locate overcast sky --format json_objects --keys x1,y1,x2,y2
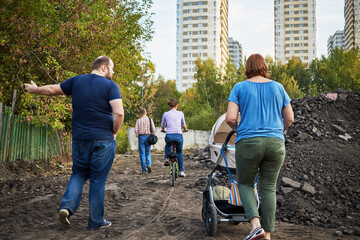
[{"x1": 144, "y1": 0, "x2": 345, "y2": 80}]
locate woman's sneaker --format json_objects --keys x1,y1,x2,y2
[
  {"x1": 179, "y1": 171, "x2": 186, "y2": 177},
  {"x1": 164, "y1": 159, "x2": 169, "y2": 166},
  {"x1": 244, "y1": 227, "x2": 265, "y2": 240}
]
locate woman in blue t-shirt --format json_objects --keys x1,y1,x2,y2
[{"x1": 226, "y1": 54, "x2": 294, "y2": 240}]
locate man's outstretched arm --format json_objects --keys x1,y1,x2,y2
[{"x1": 25, "y1": 80, "x2": 64, "y2": 96}]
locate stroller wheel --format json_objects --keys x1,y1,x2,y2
[
  {"x1": 205, "y1": 203, "x2": 218, "y2": 236},
  {"x1": 201, "y1": 196, "x2": 208, "y2": 222}
]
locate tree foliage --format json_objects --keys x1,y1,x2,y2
[
  {"x1": 0, "y1": 0, "x2": 154, "y2": 130},
  {"x1": 151, "y1": 76, "x2": 181, "y2": 125}
]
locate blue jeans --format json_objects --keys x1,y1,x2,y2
[
  {"x1": 138, "y1": 135, "x2": 152, "y2": 172},
  {"x1": 165, "y1": 134, "x2": 184, "y2": 171},
  {"x1": 59, "y1": 140, "x2": 116, "y2": 229}
]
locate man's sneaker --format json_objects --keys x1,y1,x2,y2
[
  {"x1": 59, "y1": 209, "x2": 70, "y2": 225},
  {"x1": 164, "y1": 159, "x2": 169, "y2": 166},
  {"x1": 88, "y1": 219, "x2": 112, "y2": 231},
  {"x1": 147, "y1": 166, "x2": 152, "y2": 173},
  {"x1": 244, "y1": 227, "x2": 265, "y2": 240},
  {"x1": 179, "y1": 171, "x2": 186, "y2": 177}
]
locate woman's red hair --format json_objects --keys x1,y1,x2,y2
[{"x1": 245, "y1": 54, "x2": 270, "y2": 79}]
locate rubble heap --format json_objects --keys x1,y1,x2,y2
[{"x1": 286, "y1": 88, "x2": 360, "y2": 143}]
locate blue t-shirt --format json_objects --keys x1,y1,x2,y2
[
  {"x1": 60, "y1": 74, "x2": 121, "y2": 141},
  {"x1": 227, "y1": 80, "x2": 291, "y2": 143}
]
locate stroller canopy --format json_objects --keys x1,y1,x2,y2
[{"x1": 209, "y1": 113, "x2": 240, "y2": 169}]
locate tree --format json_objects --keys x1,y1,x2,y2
[
  {"x1": 151, "y1": 77, "x2": 182, "y2": 125},
  {"x1": 309, "y1": 48, "x2": 360, "y2": 93},
  {"x1": 278, "y1": 72, "x2": 304, "y2": 99},
  {"x1": 0, "y1": 0, "x2": 154, "y2": 130}
]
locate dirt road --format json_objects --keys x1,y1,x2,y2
[{"x1": 0, "y1": 153, "x2": 358, "y2": 240}]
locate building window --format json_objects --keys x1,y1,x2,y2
[{"x1": 289, "y1": 11, "x2": 294, "y2": 15}]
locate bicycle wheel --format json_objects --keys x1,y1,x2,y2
[{"x1": 171, "y1": 162, "x2": 176, "y2": 187}]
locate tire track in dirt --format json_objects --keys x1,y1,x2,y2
[{"x1": 125, "y1": 186, "x2": 175, "y2": 239}]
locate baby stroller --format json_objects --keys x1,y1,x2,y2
[{"x1": 202, "y1": 113, "x2": 260, "y2": 236}]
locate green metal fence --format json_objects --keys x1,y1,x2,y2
[{"x1": 0, "y1": 105, "x2": 62, "y2": 163}]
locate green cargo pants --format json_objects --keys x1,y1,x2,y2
[{"x1": 235, "y1": 137, "x2": 285, "y2": 232}]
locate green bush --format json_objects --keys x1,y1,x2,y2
[
  {"x1": 116, "y1": 123, "x2": 130, "y2": 153},
  {"x1": 186, "y1": 104, "x2": 219, "y2": 131}
]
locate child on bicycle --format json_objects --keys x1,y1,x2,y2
[{"x1": 161, "y1": 99, "x2": 187, "y2": 177}]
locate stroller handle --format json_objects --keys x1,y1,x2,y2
[{"x1": 222, "y1": 130, "x2": 236, "y2": 152}]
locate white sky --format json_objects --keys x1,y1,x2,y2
[{"x1": 145, "y1": 0, "x2": 345, "y2": 80}]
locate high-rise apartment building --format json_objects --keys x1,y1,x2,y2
[
  {"x1": 176, "y1": 0, "x2": 229, "y2": 92},
  {"x1": 344, "y1": 0, "x2": 360, "y2": 50},
  {"x1": 327, "y1": 30, "x2": 344, "y2": 56},
  {"x1": 274, "y1": 0, "x2": 317, "y2": 64},
  {"x1": 228, "y1": 37, "x2": 243, "y2": 69}
]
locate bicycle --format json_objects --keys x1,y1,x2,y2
[
  {"x1": 162, "y1": 130, "x2": 188, "y2": 187},
  {"x1": 167, "y1": 141, "x2": 179, "y2": 187}
]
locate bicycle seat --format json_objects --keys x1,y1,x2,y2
[{"x1": 168, "y1": 152, "x2": 178, "y2": 159}]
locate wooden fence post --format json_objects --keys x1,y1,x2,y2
[{"x1": 5, "y1": 90, "x2": 17, "y2": 162}]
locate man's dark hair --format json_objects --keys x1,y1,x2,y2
[{"x1": 92, "y1": 56, "x2": 111, "y2": 70}]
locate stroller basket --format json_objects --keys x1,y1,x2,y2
[{"x1": 213, "y1": 200, "x2": 246, "y2": 214}]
